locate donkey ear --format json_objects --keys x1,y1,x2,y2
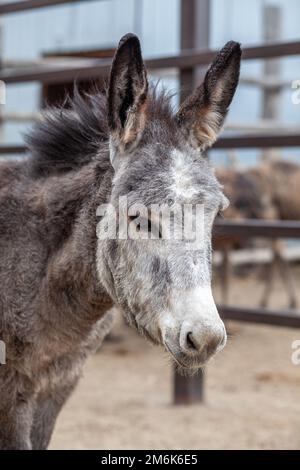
[
  {"x1": 176, "y1": 41, "x2": 241, "y2": 150},
  {"x1": 108, "y1": 33, "x2": 148, "y2": 165}
]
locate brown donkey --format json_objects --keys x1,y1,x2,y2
[
  {"x1": 0, "y1": 34, "x2": 241, "y2": 449},
  {"x1": 216, "y1": 160, "x2": 300, "y2": 307}
]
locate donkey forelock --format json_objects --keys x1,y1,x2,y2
[{"x1": 25, "y1": 85, "x2": 180, "y2": 179}]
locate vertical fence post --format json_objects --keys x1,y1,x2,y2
[
  {"x1": 173, "y1": 0, "x2": 210, "y2": 405},
  {"x1": 174, "y1": 365, "x2": 205, "y2": 405},
  {"x1": 261, "y1": 5, "x2": 282, "y2": 161}
]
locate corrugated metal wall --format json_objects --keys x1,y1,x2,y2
[{"x1": 2, "y1": 0, "x2": 180, "y2": 143}]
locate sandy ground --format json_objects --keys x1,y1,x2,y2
[{"x1": 50, "y1": 268, "x2": 300, "y2": 450}]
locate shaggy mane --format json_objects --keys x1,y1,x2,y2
[{"x1": 26, "y1": 86, "x2": 175, "y2": 178}]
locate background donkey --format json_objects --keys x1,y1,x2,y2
[
  {"x1": 216, "y1": 160, "x2": 300, "y2": 307},
  {"x1": 0, "y1": 34, "x2": 241, "y2": 449}
]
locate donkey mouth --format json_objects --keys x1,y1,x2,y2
[{"x1": 163, "y1": 340, "x2": 206, "y2": 370}]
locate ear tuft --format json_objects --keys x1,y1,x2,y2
[
  {"x1": 176, "y1": 41, "x2": 241, "y2": 151},
  {"x1": 204, "y1": 41, "x2": 241, "y2": 109}
]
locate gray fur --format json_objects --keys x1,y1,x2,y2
[{"x1": 0, "y1": 34, "x2": 240, "y2": 449}]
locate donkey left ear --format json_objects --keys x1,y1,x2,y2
[
  {"x1": 108, "y1": 33, "x2": 148, "y2": 167},
  {"x1": 176, "y1": 41, "x2": 241, "y2": 150}
]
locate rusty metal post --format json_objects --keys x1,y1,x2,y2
[
  {"x1": 261, "y1": 5, "x2": 282, "y2": 161},
  {"x1": 174, "y1": 365, "x2": 205, "y2": 405},
  {"x1": 173, "y1": 0, "x2": 210, "y2": 405},
  {"x1": 180, "y1": 0, "x2": 210, "y2": 99}
]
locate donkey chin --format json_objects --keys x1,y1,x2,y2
[{"x1": 126, "y1": 286, "x2": 227, "y2": 372}]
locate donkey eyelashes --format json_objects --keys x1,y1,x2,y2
[{"x1": 128, "y1": 214, "x2": 163, "y2": 239}]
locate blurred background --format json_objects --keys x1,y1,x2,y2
[{"x1": 1, "y1": 0, "x2": 300, "y2": 450}]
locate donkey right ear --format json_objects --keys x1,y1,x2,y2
[{"x1": 108, "y1": 34, "x2": 148, "y2": 168}]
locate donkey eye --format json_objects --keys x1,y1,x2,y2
[
  {"x1": 128, "y1": 215, "x2": 162, "y2": 238},
  {"x1": 147, "y1": 219, "x2": 163, "y2": 239},
  {"x1": 128, "y1": 214, "x2": 141, "y2": 232},
  {"x1": 128, "y1": 214, "x2": 139, "y2": 222}
]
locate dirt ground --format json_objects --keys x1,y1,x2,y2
[{"x1": 50, "y1": 267, "x2": 300, "y2": 450}]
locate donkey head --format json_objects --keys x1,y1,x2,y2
[{"x1": 97, "y1": 34, "x2": 241, "y2": 370}]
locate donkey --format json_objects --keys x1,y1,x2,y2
[
  {"x1": 217, "y1": 160, "x2": 300, "y2": 221},
  {"x1": 0, "y1": 34, "x2": 241, "y2": 449},
  {"x1": 216, "y1": 161, "x2": 300, "y2": 307}
]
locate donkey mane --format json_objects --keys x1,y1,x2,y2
[
  {"x1": 25, "y1": 88, "x2": 108, "y2": 178},
  {"x1": 26, "y1": 85, "x2": 175, "y2": 178}
]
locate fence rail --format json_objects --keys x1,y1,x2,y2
[
  {"x1": 219, "y1": 305, "x2": 300, "y2": 328},
  {"x1": 1, "y1": 40, "x2": 300, "y2": 84},
  {"x1": 0, "y1": 0, "x2": 98, "y2": 15},
  {"x1": 0, "y1": 145, "x2": 26, "y2": 154},
  {"x1": 214, "y1": 219, "x2": 300, "y2": 239},
  {"x1": 2, "y1": 131, "x2": 300, "y2": 155},
  {"x1": 213, "y1": 132, "x2": 300, "y2": 149}
]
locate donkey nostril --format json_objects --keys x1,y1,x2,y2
[
  {"x1": 186, "y1": 332, "x2": 198, "y2": 351},
  {"x1": 207, "y1": 335, "x2": 224, "y2": 356},
  {"x1": 185, "y1": 330, "x2": 225, "y2": 356}
]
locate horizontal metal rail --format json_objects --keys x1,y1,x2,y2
[
  {"x1": 213, "y1": 132, "x2": 300, "y2": 149},
  {"x1": 1, "y1": 40, "x2": 300, "y2": 84},
  {"x1": 0, "y1": 145, "x2": 27, "y2": 154},
  {"x1": 214, "y1": 219, "x2": 300, "y2": 239},
  {"x1": 3, "y1": 130, "x2": 300, "y2": 155},
  {"x1": 219, "y1": 305, "x2": 300, "y2": 328},
  {"x1": 0, "y1": 0, "x2": 98, "y2": 15}
]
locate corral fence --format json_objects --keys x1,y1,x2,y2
[{"x1": 1, "y1": 0, "x2": 300, "y2": 404}]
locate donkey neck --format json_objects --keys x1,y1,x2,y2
[{"x1": 32, "y1": 159, "x2": 115, "y2": 332}]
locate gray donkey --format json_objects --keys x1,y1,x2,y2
[{"x1": 0, "y1": 34, "x2": 241, "y2": 449}]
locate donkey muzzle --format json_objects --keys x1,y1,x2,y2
[
  {"x1": 164, "y1": 319, "x2": 226, "y2": 369},
  {"x1": 160, "y1": 286, "x2": 227, "y2": 368}
]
